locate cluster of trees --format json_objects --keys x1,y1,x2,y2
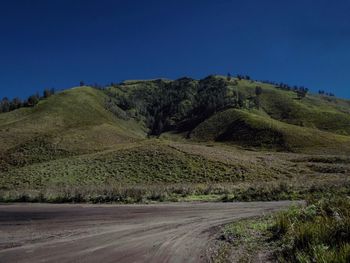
[
  {"x1": 106, "y1": 76, "x2": 254, "y2": 136},
  {"x1": 228, "y1": 74, "x2": 311, "y2": 100},
  {"x1": 0, "y1": 88, "x2": 55, "y2": 114},
  {"x1": 236, "y1": 74, "x2": 251, "y2": 81},
  {"x1": 227, "y1": 73, "x2": 251, "y2": 81},
  {"x1": 192, "y1": 76, "x2": 232, "y2": 119},
  {"x1": 0, "y1": 94, "x2": 38, "y2": 113},
  {"x1": 270, "y1": 81, "x2": 309, "y2": 95},
  {"x1": 43, "y1": 88, "x2": 55, "y2": 98},
  {"x1": 318, "y1": 90, "x2": 335, "y2": 97},
  {"x1": 296, "y1": 88, "x2": 308, "y2": 99},
  {"x1": 81, "y1": 81, "x2": 111, "y2": 91},
  {"x1": 0, "y1": 97, "x2": 22, "y2": 113},
  {"x1": 99, "y1": 74, "x2": 337, "y2": 135},
  {"x1": 259, "y1": 79, "x2": 310, "y2": 98}
]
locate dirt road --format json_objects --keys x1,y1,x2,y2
[{"x1": 0, "y1": 201, "x2": 295, "y2": 263}]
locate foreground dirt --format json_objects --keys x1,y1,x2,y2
[{"x1": 0, "y1": 201, "x2": 295, "y2": 263}]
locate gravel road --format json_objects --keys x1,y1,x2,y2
[{"x1": 0, "y1": 201, "x2": 295, "y2": 263}]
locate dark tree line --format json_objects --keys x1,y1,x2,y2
[
  {"x1": 0, "y1": 88, "x2": 55, "y2": 114},
  {"x1": 227, "y1": 72, "x2": 311, "y2": 99},
  {"x1": 318, "y1": 90, "x2": 335, "y2": 97},
  {"x1": 257, "y1": 79, "x2": 309, "y2": 99},
  {"x1": 236, "y1": 74, "x2": 251, "y2": 81},
  {"x1": 226, "y1": 72, "x2": 312, "y2": 100},
  {"x1": 106, "y1": 75, "x2": 255, "y2": 136}
]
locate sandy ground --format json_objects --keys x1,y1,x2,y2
[{"x1": 0, "y1": 201, "x2": 295, "y2": 263}]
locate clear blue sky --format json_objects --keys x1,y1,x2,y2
[{"x1": 1, "y1": 0, "x2": 350, "y2": 99}]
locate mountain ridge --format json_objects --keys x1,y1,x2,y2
[{"x1": 1, "y1": 75, "x2": 350, "y2": 202}]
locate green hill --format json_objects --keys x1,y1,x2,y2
[
  {"x1": 107, "y1": 77, "x2": 350, "y2": 132},
  {"x1": 191, "y1": 108, "x2": 350, "y2": 154},
  {"x1": 258, "y1": 86, "x2": 350, "y2": 135},
  {"x1": 0, "y1": 87, "x2": 145, "y2": 171},
  {"x1": 2, "y1": 76, "x2": 349, "y2": 156},
  {"x1": 1, "y1": 76, "x2": 350, "y2": 202},
  {"x1": 105, "y1": 76, "x2": 350, "y2": 153}
]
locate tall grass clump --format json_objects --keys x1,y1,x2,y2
[{"x1": 270, "y1": 194, "x2": 350, "y2": 263}]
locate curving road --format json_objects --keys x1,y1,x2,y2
[{"x1": 0, "y1": 201, "x2": 295, "y2": 263}]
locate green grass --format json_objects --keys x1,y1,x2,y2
[
  {"x1": 1, "y1": 77, "x2": 350, "y2": 203},
  {"x1": 270, "y1": 195, "x2": 350, "y2": 263},
  {"x1": 225, "y1": 77, "x2": 350, "y2": 135},
  {"x1": 213, "y1": 216, "x2": 274, "y2": 263},
  {"x1": 2, "y1": 77, "x2": 350, "y2": 156},
  {"x1": 1, "y1": 135, "x2": 350, "y2": 203},
  {"x1": 212, "y1": 194, "x2": 350, "y2": 263},
  {"x1": 191, "y1": 108, "x2": 350, "y2": 154},
  {"x1": 109, "y1": 76, "x2": 350, "y2": 139},
  {"x1": 0, "y1": 87, "x2": 145, "y2": 153},
  {"x1": 0, "y1": 87, "x2": 146, "y2": 172},
  {"x1": 258, "y1": 87, "x2": 350, "y2": 135},
  {"x1": 180, "y1": 194, "x2": 223, "y2": 202},
  {"x1": 1, "y1": 176, "x2": 349, "y2": 204},
  {"x1": 5, "y1": 137, "x2": 350, "y2": 195},
  {"x1": 0, "y1": 142, "x2": 252, "y2": 190}
]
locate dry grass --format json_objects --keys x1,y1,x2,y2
[{"x1": 1, "y1": 139, "x2": 349, "y2": 203}]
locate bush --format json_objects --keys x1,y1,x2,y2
[{"x1": 271, "y1": 195, "x2": 350, "y2": 262}]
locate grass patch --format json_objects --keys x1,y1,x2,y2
[
  {"x1": 213, "y1": 193, "x2": 350, "y2": 263},
  {"x1": 212, "y1": 216, "x2": 276, "y2": 263},
  {"x1": 271, "y1": 194, "x2": 350, "y2": 263},
  {"x1": 180, "y1": 194, "x2": 223, "y2": 202},
  {"x1": 191, "y1": 109, "x2": 350, "y2": 154},
  {"x1": 1, "y1": 181, "x2": 349, "y2": 204}
]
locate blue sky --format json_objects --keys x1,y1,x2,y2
[{"x1": 1, "y1": 0, "x2": 350, "y2": 99}]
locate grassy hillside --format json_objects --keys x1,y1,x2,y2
[
  {"x1": 1, "y1": 139, "x2": 349, "y2": 202},
  {"x1": 2, "y1": 77, "x2": 349, "y2": 156},
  {"x1": 1, "y1": 140, "x2": 305, "y2": 191},
  {"x1": 221, "y1": 78, "x2": 350, "y2": 134},
  {"x1": 191, "y1": 108, "x2": 350, "y2": 154},
  {"x1": 107, "y1": 76, "x2": 350, "y2": 137},
  {"x1": 258, "y1": 86, "x2": 350, "y2": 135},
  {"x1": 0, "y1": 87, "x2": 146, "y2": 171},
  {"x1": 0, "y1": 76, "x2": 350, "y2": 202}
]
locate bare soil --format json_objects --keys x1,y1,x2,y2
[{"x1": 0, "y1": 201, "x2": 294, "y2": 263}]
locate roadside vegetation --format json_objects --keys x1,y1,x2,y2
[
  {"x1": 212, "y1": 194, "x2": 350, "y2": 263},
  {"x1": 1, "y1": 138, "x2": 349, "y2": 203},
  {"x1": 1, "y1": 180, "x2": 349, "y2": 204}
]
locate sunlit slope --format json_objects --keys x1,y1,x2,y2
[
  {"x1": 1, "y1": 80, "x2": 350, "y2": 197},
  {"x1": 1, "y1": 77, "x2": 350, "y2": 158},
  {"x1": 108, "y1": 76, "x2": 350, "y2": 137},
  {"x1": 223, "y1": 78, "x2": 350, "y2": 135},
  {"x1": 0, "y1": 87, "x2": 146, "y2": 169},
  {"x1": 258, "y1": 87, "x2": 350, "y2": 135},
  {"x1": 191, "y1": 108, "x2": 350, "y2": 154},
  {"x1": 0, "y1": 141, "x2": 299, "y2": 191}
]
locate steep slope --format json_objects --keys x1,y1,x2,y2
[
  {"x1": 258, "y1": 86, "x2": 350, "y2": 135},
  {"x1": 191, "y1": 109, "x2": 350, "y2": 154},
  {"x1": 107, "y1": 76, "x2": 350, "y2": 138},
  {"x1": 1, "y1": 78, "x2": 350, "y2": 156},
  {"x1": 220, "y1": 77, "x2": 350, "y2": 135},
  {"x1": 0, "y1": 87, "x2": 146, "y2": 170}
]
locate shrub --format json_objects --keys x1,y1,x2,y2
[{"x1": 270, "y1": 195, "x2": 350, "y2": 262}]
